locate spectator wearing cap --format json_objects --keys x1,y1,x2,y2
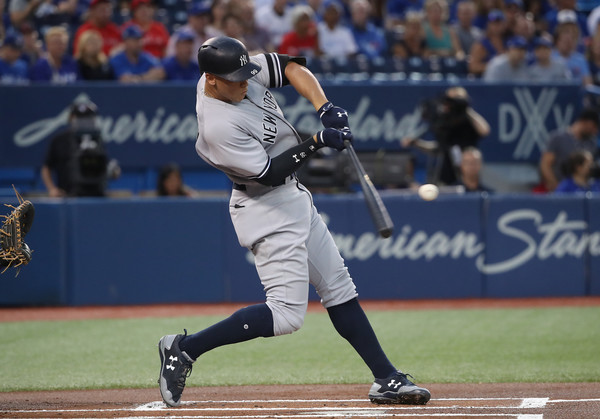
[
  {"x1": 75, "y1": 29, "x2": 115, "y2": 80},
  {"x1": 483, "y1": 35, "x2": 529, "y2": 81},
  {"x1": 121, "y1": 0, "x2": 169, "y2": 58},
  {"x1": 109, "y1": 24, "x2": 164, "y2": 82},
  {"x1": 73, "y1": 0, "x2": 121, "y2": 56},
  {"x1": 468, "y1": 9, "x2": 507, "y2": 77},
  {"x1": 545, "y1": 1, "x2": 589, "y2": 41},
  {"x1": 165, "y1": 0, "x2": 221, "y2": 58},
  {"x1": 553, "y1": 20, "x2": 592, "y2": 85},
  {"x1": 451, "y1": 0, "x2": 482, "y2": 57},
  {"x1": 161, "y1": 29, "x2": 200, "y2": 81},
  {"x1": 29, "y1": 25, "x2": 79, "y2": 82},
  {"x1": 278, "y1": 4, "x2": 320, "y2": 58},
  {"x1": 0, "y1": 33, "x2": 29, "y2": 84},
  {"x1": 349, "y1": 0, "x2": 387, "y2": 60},
  {"x1": 317, "y1": 0, "x2": 357, "y2": 62},
  {"x1": 528, "y1": 35, "x2": 570, "y2": 81},
  {"x1": 539, "y1": 108, "x2": 600, "y2": 192},
  {"x1": 471, "y1": 0, "x2": 504, "y2": 30},
  {"x1": 254, "y1": 0, "x2": 293, "y2": 50}
]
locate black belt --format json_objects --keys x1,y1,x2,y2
[{"x1": 233, "y1": 175, "x2": 295, "y2": 191}]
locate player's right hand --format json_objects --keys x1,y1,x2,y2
[{"x1": 315, "y1": 128, "x2": 352, "y2": 151}]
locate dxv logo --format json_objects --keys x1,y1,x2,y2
[{"x1": 497, "y1": 87, "x2": 574, "y2": 159}]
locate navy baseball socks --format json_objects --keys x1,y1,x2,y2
[
  {"x1": 158, "y1": 304, "x2": 274, "y2": 407},
  {"x1": 327, "y1": 298, "x2": 430, "y2": 405}
]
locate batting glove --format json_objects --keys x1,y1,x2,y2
[
  {"x1": 316, "y1": 128, "x2": 352, "y2": 151},
  {"x1": 318, "y1": 101, "x2": 350, "y2": 130}
]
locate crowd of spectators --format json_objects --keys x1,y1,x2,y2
[{"x1": 1, "y1": 0, "x2": 600, "y2": 84}]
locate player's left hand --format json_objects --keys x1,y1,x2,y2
[{"x1": 318, "y1": 102, "x2": 350, "y2": 130}]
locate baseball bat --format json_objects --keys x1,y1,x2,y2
[{"x1": 344, "y1": 140, "x2": 394, "y2": 238}]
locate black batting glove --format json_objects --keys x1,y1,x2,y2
[
  {"x1": 315, "y1": 128, "x2": 352, "y2": 151},
  {"x1": 318, "y1": 101, "x2": 350, "y2": 130}
]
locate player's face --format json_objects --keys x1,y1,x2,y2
[{"x1": 207, "y1": 75, "x2": 249, "y2": 103}]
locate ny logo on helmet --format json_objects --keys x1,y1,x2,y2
[{"x1": 240, "y1": 55, "x2": 248, "y2": 66}]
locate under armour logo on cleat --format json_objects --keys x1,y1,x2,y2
[
  {"x1": 388, "y1": 379, "x2": 402, "y2": 389},
  {"x1": 166, "y1": 355, "x2": 178, "y2": 371}
]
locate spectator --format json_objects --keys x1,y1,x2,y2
[
  {"x1": 208, "y1": 0, "x2": 227, "y2": 35},
  {"x1": 317, "y1": 0, "x2": 357, "y2": 63},
  {"x1": 539, "y1": 108, "x2": 599, "y2": 192},
  {"x1": 349, "y1": 0, "x2": 387, "y2": 60},
  {"x1": 162, "y1": 29, "x2": 200, "y2": 81},
  {"x1": 157, "y1": 163, "x2": 198, "y2": 197},
  {"x1": 483, "y1": 35, "x2": 529, "y2": 81},
  {"x1": 553, "y1": 19, "x2": 593, "y2": 86},
  {"x1": 75, "y1": 29, "x2": 114, "y2": 80},
  {"x1": 471, "y1": 0, "x2": 504, "y2": 30},
  {"x1": 0, "y1": 32, "x2": 29, "y2": 84},
  {"x1": 41, "y1": 100, "x2": 119, "y2": 197},
  {"x1": 422, "y1": 0, "x2": 464, "y2": 59},
  {"x1": 8, "y1": 0, "x2": 43, "y2": 28},
  {"x1": 384, "y1": 0, "x2": 424, "y2": 30},
  {"x1": 165, "y1": 0, "x2": 220, "y2": 58},
  {"x1": 528, "y1": 35, "x2": 570, "y2": 81},
  {"x1": 545, "y1": 0, "x2": 589, "y2": 41},
  {"x1": 389, "y1": 10, "x2": 428, "y2": 59},
  {"x1": 73, "y1": 0, "x2": 121, "y2": 57},
  {"x1": 29, "y1": 25, "x2": 79, "y2": 82},
  {"x1": 468, "y1": 9, "x2": 507, "y2": 77},
  {"x1": 452, "y1": 0, "x2": 483, "y2": 57},
  {"x1": 587, "y1": 4, "x2": 600, "y2": 39},
  {"x1": 221, "y1": 12, "x2": 262, "y2": 52},
  {"x1": 588, "y1": 26, "x2": 600, "y2": 85},
  {"x1": 456, "y1": 146, "x2": 494, "y2": 192},
  {"x1": 254, "y1": 0, "x2": 293, "y2": 49},
  {"x1": 278, "y1": 4, "x2": 320, "y2": 58},
  {"x1": 503, "y1": 0, "x2": 524, "y2": 39},
  {"x1": 26, "y1": 0, "x2": 78, "y2": 36},
  {"x1": 17, "y1": 21, "x2": 43, "y2": 67},
  {"x1": 554, "y1": 150, "x2": 600, "y2": 193},
  {"x1": 227, "y1": 0, "x2": 273, "y2": 52},
  {"x1": 512, "y1": 13, "x2": 536, "y2": 45},
  {"x1": 109, "y1": 24, "x2": 164, "y2": 82},
  {"x1": 122, "y1": 0, "x2": 169, "y2": 58},
  {"x1": 402, "y1": 87, "x2": 490, "y2": 185}
]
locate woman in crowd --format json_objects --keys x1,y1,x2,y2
[{"x1": 75, "y1": 29, "x2": 115, "y2": 80}]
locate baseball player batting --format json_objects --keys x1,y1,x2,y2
[{"x1": 157, "y1": 36, "x2": 430, "y2": 408}]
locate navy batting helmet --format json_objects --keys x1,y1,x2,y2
[{"x1": 197, "y1": 36, "x2": 262, "y2": 82}]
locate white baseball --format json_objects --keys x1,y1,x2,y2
[{"x1": 418, "y1": 184, "x2": 439, "y2": 201}]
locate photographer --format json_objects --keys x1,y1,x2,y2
[
  {"x1": 402, "y1": 87, "x2": 490, "y2": 185},
  {"x1": 41, "y1": 99, "x2": 119, "y2": 197}
]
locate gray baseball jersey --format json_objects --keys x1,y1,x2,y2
[{"x1": 195, "y1": 53, "x2": 357, "y2": 336}]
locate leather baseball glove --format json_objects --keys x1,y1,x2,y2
[{"x1": 1, "y1": 191, "x2": 34, "y2": 275}]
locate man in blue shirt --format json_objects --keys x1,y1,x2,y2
[
  {"x1": 109, "y1": 25, "x2": 165, "y2": 82},
  {"x1": 350, "y1": 0, "x2": 387, "y2": 60},
  {"x1": 29, "y1": 26, "x2": 79, "y2": 83},
  {"x1": 162, "y1": 28, "x2": 201, "y2": 81},
  {"x1": 0, "y1": 33, "x2": 29, "y2": 84}
]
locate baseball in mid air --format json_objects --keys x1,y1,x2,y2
[{"x1": 418, "y1": 184, "x2": 439, "y2": 201}]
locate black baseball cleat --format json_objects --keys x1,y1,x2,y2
[
  {"x1": 368, "y1": 371, "x2": 431, "y2": 405},
  {"x1": 158, "y1": 330, "x2": 194, "y2": 407}
]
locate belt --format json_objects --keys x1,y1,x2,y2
[{"x1": 233, "y1": 174, "x2": 296, "y2": 191}]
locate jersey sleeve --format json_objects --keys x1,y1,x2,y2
[{"x1": 252, "y1": 53, "x2": 307, "y2": 88}]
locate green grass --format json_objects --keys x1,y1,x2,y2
[{"x1": 0, "y1": 306, "x2": 599, "y2": 392}]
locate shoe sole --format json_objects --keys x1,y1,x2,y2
[
  {"x1": 158, "y1": 335, "x2": 181, "y2": 408},
  {"x1": 369, "y1": 389, "x2": 431, "y2": 405}
]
